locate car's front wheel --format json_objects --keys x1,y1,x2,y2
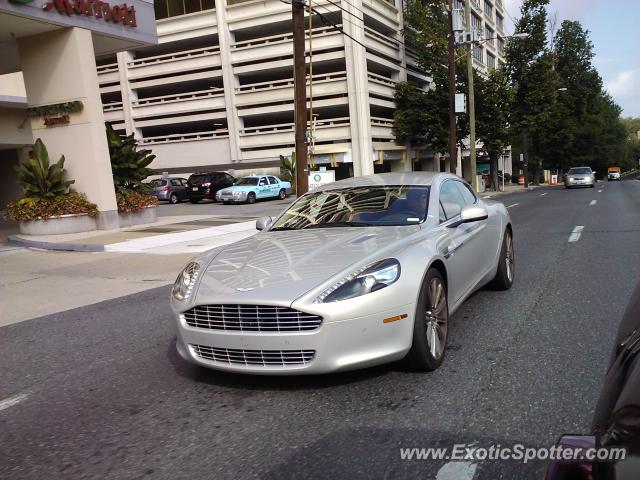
[
  {"x1": 488, "y1": 228, "x2": 514, "y2": 290},
  {"x1": 405, "y1": 268, "x2": 449, "y2": 371},
  {"x1": 246, "y1": 192, "x2": 256, "y2": 204}
]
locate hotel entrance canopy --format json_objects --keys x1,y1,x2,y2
[{"x1": 0, "y1": 0, "x2": 157, "y2": 73}]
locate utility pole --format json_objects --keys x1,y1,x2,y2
[
  {"x1": 464, "y1": 0, "x2": 478, "y2": 191},
  {"x1": 292, "y1": 0, "x2": 309, "y2": 195},
  {"x1": 447, "y1": 0, "x2": 457, "y2": 174}
]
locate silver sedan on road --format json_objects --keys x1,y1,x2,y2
[
  {"x1": 565, "y1": 166, "x2": 596, "y2": 188},
  {"x1": 170, "y1": 172, "x2": 514, "y2": 375}
]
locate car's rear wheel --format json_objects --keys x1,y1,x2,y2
[
  {"x1": 247, "y1": 192, "x2": 256, "y2": 204},
  {"x1": 278, "y1": 188, "x2": 286, "y2": 200},
  {"x1": 405, "y1": 268, "x2": 449, "y2": 371},
  {"x1": 190, "y1": 199, "x2": 199, "y2": 204},
  {"x1": 170, "y1": 193, "x2": 179, "y2": 204},
  {"x1": 488, "y1": 228, "x2": 514, "y2": 290}
]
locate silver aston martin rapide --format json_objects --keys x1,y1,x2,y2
[{"x1": 170, "y1": 172, "x2": 514, "y2": 374}]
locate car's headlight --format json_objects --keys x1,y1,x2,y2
[
  {"x1": 314, "y1": 258, "x2": 400, "y2": 303},
  {"x1": 172, "y1": 261, "x2": 200, "y2": 301},
  {"x1": 568, "y1": 177, "x2": 574, "y2": 181}
]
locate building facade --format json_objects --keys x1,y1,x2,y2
[{"x1": 97, "y1": 0, "x2": 508, "y2": 181}]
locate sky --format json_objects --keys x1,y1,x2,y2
[{"x1": 503, "y1": 0, "x2": 639, "y2": 118}]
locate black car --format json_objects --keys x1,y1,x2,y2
[
  {"x1": 186, "y1": 172, "x2": 235, "y2": 204},
  {"x1": 148, "y1": 178, "x2": 189, "y2": 204}
]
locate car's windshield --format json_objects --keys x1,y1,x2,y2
[
  {"x1": 271, "y1": 186, "x2": 429, "y2": 230},
  {"x1": 149, "y1": 179, "x2": 166, "y2": 187},
  {"x1": 568, "y1": 167, "x2": 592, "y2": 174},
  {"x1": 235, "y1": 177, "x2": 259, "y2": 186}
]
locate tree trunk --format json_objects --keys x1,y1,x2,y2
[{"x1": 490, "y1": 155, "x2": 499, "y2": 191}]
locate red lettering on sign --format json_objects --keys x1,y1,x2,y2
[{"x1": 41, "y1": 0, "x2": 137, "y2": 27}]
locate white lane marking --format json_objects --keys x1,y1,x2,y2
[
  {"x1": 0, "y1": 393, "x2": 29, "y2": 413},
  {"x1": 506, "y1": 203, "x2": 519, "y2": 209},
  {"x1": 598, "y1": 190, "x2": 603, "y2": 193},
  {"x1": 590, "y1": 200, "x2": 597, "y2": 206},
  {"x1": 484, "y1": 195, "x2": 493, "y2": 198},
  {"x1": 568, "y1": 225, "x2": 584, "y2": 243},
  {"x1": 436, "y1": 461, "x2": 478, "y2": 480},
  {"x1": 540, "y1": 192, "x2": 548, "y2": 196}
]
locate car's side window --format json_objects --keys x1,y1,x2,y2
[
  {"x1": 259, "y1": 177, "x2": 268, "y2": 186},
  {"x1": 181, "y1": 179, "x2": 188, "y2": 186},
  {"x1": 439, "y1": 180, "x2": 466, "y2": 220},
  {"x1": 454, "y1": 181, "x2": 477, "y2": 205},
  {"x1": 268, "y1": 176, "x2": 278, "y2": 184},
  {"x1": 170, "y1": 179, "x2": 181, "y2": 186},
  {"x1": 224, "y1": 174, "x2": 234, "y2": 183}
]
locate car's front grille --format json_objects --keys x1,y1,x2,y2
[
  {"x1": 183, "y1": 305, "x2": 323, "y2": 332},
  {"x1": 190, "y1": 345, "x2": 315, "y2": 366}
]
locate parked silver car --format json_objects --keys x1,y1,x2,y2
[
  {"x1": 565, "y1": 167, "x2": 596, "y2": 188},
  {"x1": 170, "y1": 172, "x2": 514, "y2": 375},
  {"x1": 148, "y1": 178, "x2": 189, "y2": 204}
]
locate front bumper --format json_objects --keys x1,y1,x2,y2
[
  {"x1": 217, "y1": 191, "x2": 247, "y2": 202},
  {"x1": 174, "y1": 303, "x2": 416, "y2": 375},
  {"x1": 565, "y1": 178, "x2": 594, "y2": 187}
]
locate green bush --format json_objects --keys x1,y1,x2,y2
[
  {"x1": 16, "y1": 138, "x2": 74, "y2": 199},
  {"x1": 106, "y1": 123, "x2": 155, "y2": 193},
  {"x1": 4, "y1": 193, "x2": 98, "y2": 221},
  {"x1": 116, "y1": 189, "x2": 158, "y2": 213}
]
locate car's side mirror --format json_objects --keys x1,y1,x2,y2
[
  {"x1": 448, "y1": 205, "x2": 488, "y2": 228},
  {"x1": 256, "y1": 216, "x2": 272, "y2": 231}
]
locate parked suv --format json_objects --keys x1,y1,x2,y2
[
  {"x1": 186, "y1": 172, "x2": 235, "y2": 203},
  {"x1": 148, "y1": 178, "x2": 189, "y2": 204}
]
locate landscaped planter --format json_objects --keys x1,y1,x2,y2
[
  {"x1": 118, "y1": 205, "x2": 157, "y2": 227},
  {"x1": 19, "y1": 213, "x2": 97, "y2": 235}
]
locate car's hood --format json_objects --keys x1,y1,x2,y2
[
  {"x1": 218, "y1": 186, "x2": 250, "y2": 193},
  {"x1": 195, "y1": 225, "x2": 420, "y2": 305}
]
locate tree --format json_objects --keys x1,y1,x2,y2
[
  {"x1": 279, "y1": 152, "x2": 296, "y2": 193},
  {"x1": 475, "y1": 69, "x2": 512, "y2": 190},
  {"x1": 106, "y1": 123, "x2": 155, "y2": 193},
  {"x1": 505, "y1": 0, "x2": 555, "y2": 185},
  {"x1": 394, "y1": 0, "x2": 469, "y2": 159},
  {"x1": 16, "y1": 138, "x2": 75, "y2": 199}
]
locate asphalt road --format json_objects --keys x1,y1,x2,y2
[{"x1": 2, "y1": 179, "x2": 640, "y2": 480}]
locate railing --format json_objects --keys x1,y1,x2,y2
[
  {"x1": 140, "y1": 129, "x2": 229, "y2": 145},
  {"x1": 367, "y1": 72, "x2": 396, "y2": 87},
  {"x1": 132, "y1": 88, "x2": 224, "y2": 107},
  {"x1": 231, "y1": 26, "x2": 337, "y2": 51},
  {"x1": 363, "y1": 26, "x2": 400, "y2": 50},
  {"x1": 97, "y1": 62, "x2": 119, "y2": 74},
  {"x1": 128, "y1": 45, "x2": 221, "y2": 68},
  {"x1": 370, "y1": 116, "x2": 394, "y2": 128},
  {"x1": 239, "y1": 117, "x2": 351, "y2": 136},
  {"x1": 103, "y1": 102, "x2": 123, "y2": 111},
  {"x1": 235, "y1": 72, "x2": 347, "y2": 94}
]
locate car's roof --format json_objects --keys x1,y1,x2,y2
[{"x1": 314, "y1": 172, "x2": 456, "y2": 191}]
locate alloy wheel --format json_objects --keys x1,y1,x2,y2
[
  {"x1": 425, "y1": 277, "x2": 448, "y2": 359},
  {"x1": 505, "y1": 232, "x2": 515, "y2": 282}
]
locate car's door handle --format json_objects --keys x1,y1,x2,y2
[{"x1": 442, "y1": 245, "x2": 454, "y2": 259}]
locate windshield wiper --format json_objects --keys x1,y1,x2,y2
[{"x1": 304, "y1": 221, "x2": 373, "y2": 229}]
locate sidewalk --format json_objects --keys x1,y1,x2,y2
[
  {"x1": 479, "y1": 183, "x2": 544, "y2": 198},
  {"x1": 9, "y1": 214, "x2": 260, "y2": 255}
]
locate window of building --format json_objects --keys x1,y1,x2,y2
[
  {"x1": 497, "y1": 36, "x2": 505, "y2": 53},
  {"x1": 154, "y1": 0, "x2": 214, "y2": 20},
  {"x1": 485, "y1": 26, "x2": 494, "y2": 46},
  {"x1": 471, "y1": 12, "x2": 481, "y2": 33},
  {"x1": 487, "y1": 52, "x2": 496, "y2": 69},
  {"x1": 473, "y1": 44, "x2": 483, "y2": 62},
  {"x1": 496, "y1": 13, "x2": 504, "y2": 31},
  {"x1": 484, "y1": 0, "x2": 493, "y2": 19}
]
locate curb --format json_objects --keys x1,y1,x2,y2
[{"x1": 8, "y1": 235, "x2": 106, "y2": 252}]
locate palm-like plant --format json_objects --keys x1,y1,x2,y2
[
  {"x1": 279, "y1": 152, "x2": 296, "y2": 194},
  {"x1": 16, "y1": 138, "x2": 75, "y2": 199},
  {"x1": 106, "y1": 123, "x2": 155, "y2": 193}
]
